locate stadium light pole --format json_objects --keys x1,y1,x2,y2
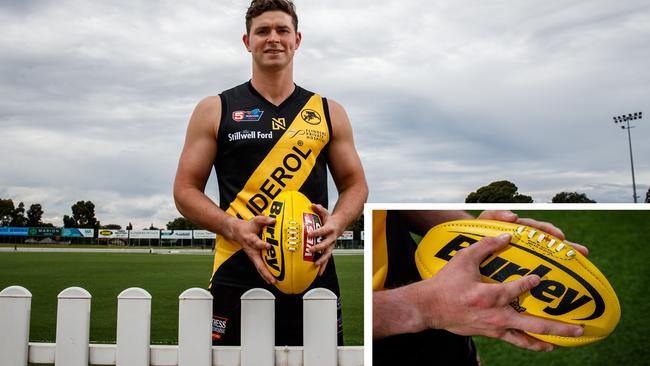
[{"x1": 613, "y1": 112, "x2": 642, "y2": 203}]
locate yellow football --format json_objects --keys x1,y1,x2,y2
[
  {"x1": 414, "y1": 219, "x2": 620, "y2": 347},
  {"x1": 260, "y1": 190, "x2": 322, "y2": 294}
]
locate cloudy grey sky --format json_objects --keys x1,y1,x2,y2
[{"x1": 1, "y1": 0, "x2": 649, "y2": 228}]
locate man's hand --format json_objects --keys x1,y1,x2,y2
[
  {"x1": 225, "y1": 215, "x2": 277, "y2": 285},
  {"x1": 477, "y1": 210, "x2": 589, "y2": 256},
  {"x1": 307, "y1": 204, "x2": 343, "y2": 276},
  {"x1": 414, "y1": 234, "x2": 584, "y2": 351}
]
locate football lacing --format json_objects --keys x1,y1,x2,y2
[
  {"x1": 287, "y1": 221, "x2": 300, "y2": 252},
  {"x1": 516, "y1": 226, "x2": 574, "y2": 258}
]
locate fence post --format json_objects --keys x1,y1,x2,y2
[
  {"x1": 55, "y1": 287, "x2": 91, "y2": 366},
  {"x1": 241, "y1": 288, "x2": 275, "y2": 366},
  {"x1": 303, "y1": 288, "x2": 338, "y2": 366},
  {"x1": 178, "y1": 288, "x2": 212, "y2": 366},
  {"x1": 116, "y1": 287, "x2": 151, "y2": 366},
  {"x1": 0, "y1": 286, "x2": 32, "y2": 366}
]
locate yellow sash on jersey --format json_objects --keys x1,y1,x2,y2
[
  {"x1": 211, "y1": 94, "x2": 330, "y2": 278},
  {"x1": 372, "y1": 210, "x2": 389, "y2": 291}
]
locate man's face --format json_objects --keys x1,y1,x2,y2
[{"x1": 244, "y1": 10, "x2": 301, "y2": 71}]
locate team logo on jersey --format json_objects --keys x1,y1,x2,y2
[
  {"x1": 233, "y1": 109, "x2": 264, "y2": 122},
  {"x1": 301, "y1": 109, "x2": 321, "y2": 125},
  {"x1": 287, "y1": 129, "x2": 326, "y2": 142},
  {"x1": 272, "y1": 117, "x2": 286, "y2": 130}
]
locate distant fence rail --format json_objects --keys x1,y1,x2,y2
[
  {"x1": 0, "y1": 286, "x2": 363, "y2": 366},
  {"x1": 0, "y1": 247, "x2": 365, "y2": 256},
  {"x1": 0, "y1": 227, "x2": 364, "y2": 249}
]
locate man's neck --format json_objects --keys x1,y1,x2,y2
[{"x1": 250, "y1": 66, "x2": 295, "y2": 106}]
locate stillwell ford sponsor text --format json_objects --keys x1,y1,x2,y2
[{"x1": 228, "y1": 130, "x2": 273, "y2": 142}]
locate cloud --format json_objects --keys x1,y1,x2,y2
[{"x1": 1, "y1": 1, "x2": 649, "y2": 228}]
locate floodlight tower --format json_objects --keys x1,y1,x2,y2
[{"x1": 613, "y1": 112, "x2": 642, "y2": 203}]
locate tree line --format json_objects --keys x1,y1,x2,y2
[
  {"x1": 0, "y1": 199, "x2": 196, "y2": 230},
  {"x1": 0, "y1": 198, "x2": 362, "y2": 233},
  {"x1": 0, "y1": 200, "x2": 49, "y2": 227},
  {"x1": 465, "y1": 180, "x2": 650, "y2": 203},
  {"x1": 2, "y1": 183, "x2": 649, "y2": 230}
]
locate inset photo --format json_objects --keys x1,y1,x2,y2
[{"x1": 368, "y1": 205, "x2": 647, "y2": 366}]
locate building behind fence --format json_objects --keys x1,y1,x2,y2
[{"x1": 0, "y1": 285, "x2": 364, "y2": 366}]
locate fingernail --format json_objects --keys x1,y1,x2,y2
[
  {"x1": 574, "y1": 327, "x2": 584, "y2": 337},
  {"x1": 528, "y1": 275, "x2": 540, "y2": 286},
  {"x1": 545, "y1": 345, "x2": 554, "y2": 352},
  {"x1": 497, "y1": 233, "x2": 511, "y2": 241}
]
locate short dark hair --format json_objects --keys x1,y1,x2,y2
[{"x1": 245, "y1": 0, "x2": 298, "y2": 35}]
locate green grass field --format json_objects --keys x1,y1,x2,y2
[
  {"x1": 0, "y1": 252, "x2": 363, "y2": 346},
  {"x1": 413, "y1": 210, "x2": 649, "y2": 366}
]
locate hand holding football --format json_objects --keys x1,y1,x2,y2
[{"x1": 414, "y1": 219, "x2": 620, "y2": 347}]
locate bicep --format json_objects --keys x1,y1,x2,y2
[
  {"x1": 175, "y1": 97, "x2": 221, "y2": 192},
  {"x1": 326, "y1": 100, "x2": 365, "y2": 190}
]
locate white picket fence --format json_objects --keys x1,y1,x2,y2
[{"x1": 0, "y1": 286, "x2": 364, "y2": 366}]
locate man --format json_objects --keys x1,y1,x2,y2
[
  {"x1": 173, "y1": 0, "x2": 367, "y2": 345},
  {"x1": 373, "y1": 210, "x2": 589, "y2": 365}
]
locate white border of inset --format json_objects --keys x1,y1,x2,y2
[{"x1": 363, "y1": 202, "x2": 648, "y2": 365}]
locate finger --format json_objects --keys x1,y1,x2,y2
[
  {"x1": 477, "y1": 210, "x2": 518, "y2": 222},
  {"x1": 308, "y1": 224, "x2": 332, "y2": 239},
  {"x1": 315, "y1": 245, "x2": 333, "y2": 267},
  {"x1": 250, "y1": 215, "x2": 276, "y2": 228},
  {"x1": 250, "y1": 251, "x2": 277, "y2": 285},
  {"x1": 462, "y1": 234, "x2": 511, "y2": 265},
  {"x1": 317, "y1": 250, "x2": 331, "y2": 276},
  {"x1": 245, "y1": 235, "x2": 271, "y2": 250},
  {"x1": 516, "y1": 218, "x2": 565, "y2": 240},
  {"x1": 498, "y1": 275, "x2": 540, "y2": 303},
  {"x1": 310, "y1": 235, "x2": 334, "y2": 253},
  {"x1": 510, "y1": 313, "x2": 584, "y2": 338},
  {"x1": 312, "y1": 230, "x2": 338, "y2": 252},
  {"x1": 311, "y1": 203, "x2": 329, "y2": 221},
  {"x1": 567, "y1": 241, "x2": 588, "y2": 256},
  {"x1": 500, "y1": 329, "x2": 554, "y2": 352}
]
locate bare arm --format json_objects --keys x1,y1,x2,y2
[
  {"x1": 373, "y1": 210, "x2": 589, "y2": 351},
  {"x1": 373, "y1": 234, "x2": 584, "y2": 351},
  {"x1": 173, "y1": 96, "x2": 226, "y2": 234},
  {"x1": 309, "y1": 99, "x2": 368, "y2": 274},
  {"x1": 173, "y1": 96, "x2": 276, "y2": 284}
]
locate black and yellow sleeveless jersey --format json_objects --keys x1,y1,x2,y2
[
  {"x1": 372, "y1": 210, "x2": 422, "y2": 291},
  {"x1": 373, "y1": 210, "x2": 478, "y2": 366},
  {"x1": 211, "y1": 81, "x2": 336, "y2": 288}
]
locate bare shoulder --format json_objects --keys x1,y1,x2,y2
[
  {"x1": 325, "y1": 98, "x2": 352, "y2": 138},
  {"x1": 191, "y1": 95, "x2": 222, "y2": 136},
  {"x1": 326, "y1": 98, "x2": 346, "y2": 118}
]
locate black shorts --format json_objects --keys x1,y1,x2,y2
[
  {"x1": 210, "y1": 254, "x2": 344, "y2": 346},
  {"x1": 374, "y1": 330, "x2": 479, "y2": 366}
]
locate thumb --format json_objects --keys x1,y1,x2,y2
[{"x1": 311, "y1": 204, "x2": 328, "y2": 220}]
